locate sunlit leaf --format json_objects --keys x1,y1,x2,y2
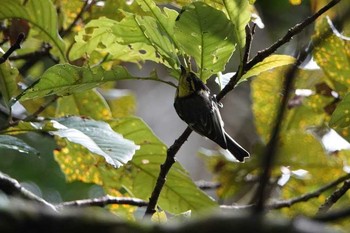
[
  {"x1": 0, "y1": 135, "x2": 38, "y2": 155},
  {"x1": 0, "y1": 0, "x2": 66, "y2": 61},
  {"x1": 175, "y1": 2, "x2": 236, "y2": 81},
  {"x1": 19, "y1": 64, "x2": 156, "y2": 101},
  {"x1": 69, "y1": 16, "x2": 162, "y2": 65},
  {"x1": 223, "y1": 0, "x2": 251, "y2": 50},
  {"x1": 51, "y1": 116, "x2": 140, "y2": 168},
  {"x1": 239, "y1": 55, "x2": 296, "y2": 84},
  {"x1": 135, "y1": 0, "x2": 179, "y2": 68}
]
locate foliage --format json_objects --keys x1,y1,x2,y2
[{"x1": 0, "y1": 0, "x2": 350, "y2": 231}]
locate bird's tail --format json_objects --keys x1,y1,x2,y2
[{"x1": 225, "y1": 132, "x2": 250, "y2": 162}]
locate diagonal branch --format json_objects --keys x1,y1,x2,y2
[
  {"x1": 144, "y1": 127, "x2": 192, "y2": 216},
  {"x1": 317, "y1": 180, "x2": 350, "y2": 215},
  {"x1": 245, "y1": 0, "x2": 341, "y2": 71},
  {"x1": 217, "y1": 0, "x2": 342, "y2": 101},
  {"x1": 269, "y1": 173, "x2": 350, "y2": 209}
]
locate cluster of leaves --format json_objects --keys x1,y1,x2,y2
[
  {"x1": 0, "y1": 0, "x2": 259, "y2": 217},
  {"x1": 0, "y1": 0, "x2": 350, "y2": 225},
  {"x1": 201, "y1": 2, "x2": 350, "y2": 221}
]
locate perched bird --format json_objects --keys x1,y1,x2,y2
[{"x1": 174, "y1": 66, "x2": 250, "y2": 162}]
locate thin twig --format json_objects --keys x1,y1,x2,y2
[
  {"x1": 0, "y1": 33, "x2": 25, "y2": 64},
  {"x1": 317, "y1": 180, "x2": 350, "y2": 215},
  {"x1": 269, "y1": 173, "x2": 350, "y2": 209},
  {"x1": 57, "y1": 195, "x2": 148, "y2": 209}
]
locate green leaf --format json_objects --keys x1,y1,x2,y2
[
  {"x1": 101, "y1": 89, "x2": 137, "y2": 118},
  {"x1": 54, "y1": 117, "x2": 217, "y2": 214},
  {"x1": 56, "y1": 89, "x2": 112, "y2": 120},
  {"x1": 0, "y1": 60, "x2": 19, "y2": 108},
  {"x1": 69, "y1": 16, "x2": 161, "y2": 65},
  {"x1": 0, "y1": 0, "x2": 66, "y2": 61},
  {"x1": 51, "y1": 116, "x2": 140, "y2": 168},
  {"x1": 175, "y1": 2, "x2": 236, "y2": 81},
  {"x1": 136, "y1": 0, "x2": 178, "y2": 46},
  {"x1": 251, "y1": 66, "x2": 285, "y2": 142},
  {"x1": 239, "y1": 55, "x2": 296, "y2": 84},
  {"x1": 111, "y1": 118, "x2": 218, "y2": 214},
  {"x1": 251, "y1": 67, "x2": 326, "y2": 142},
  {"x1": 135, "y1": 1, "x2": 179, "y2": 68},
  {"x1": 313, "y1": 17, "x2": 350, "y2": 95},
  {"x1": 19, "y1": 64, "x2": 156, "y2": 101},
  {"x1": 0, "y1": 135, "x2": 38, "y2": 155},
  {"x1": 223, "y1": 0, "x2": 251, "y2": 50}
]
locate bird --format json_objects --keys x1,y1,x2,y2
[{"x1": 174, "y1": 66, "x2": 250, "y2": 162}]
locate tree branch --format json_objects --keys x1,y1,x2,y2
[
  {"x1": 57, "y1": 195, "x2": 148, "y2": 209},
  {"x1": 253, "y1": 46, "x2": 311, "y2": 213},
  {"x1": 0, "y1": 33, "x2": 24, "y2": 64},
  {"x1": 217, "y1": 0, "x2": 342, "y2": 101},
  {"x1": 144, "y1": 0, "x2": 342, "y2": 217},
  {"x1": 144, "y1": 127, "x2": 192, "y2": 216},
  {"x1": 317, "y1": 180, "x2": 350, "y2": 215},
  {"x1": 245, "y1": 0, "x2": 341, "y2": 71},
  {"x1": 0, "y1": 172, "x2": 57, "y2": 212},
  {"x1": 314, "y1": 206, "x2": 350, "y2": 222},
  {"x1": 269, "y1": 173, "x2": 350, "y2": 209}
]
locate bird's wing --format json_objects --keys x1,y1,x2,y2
[{"x1": 190, "y1": 94, "x2": 227, "y2": 148}]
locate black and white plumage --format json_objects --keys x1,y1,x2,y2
[{"x1": 174, "y1": 69, "x2": 249, "y2": 162}]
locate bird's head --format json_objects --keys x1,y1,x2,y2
[{"x1": 177, "y1": 66, "x2": 198, "y2": 97}]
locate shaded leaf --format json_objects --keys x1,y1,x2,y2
[
  {"x1": 0, "y1": 135, "x2": 38, "y2": 155},
  {"x1": 101, "y1": 89, "x2": 137, "y2": 118},
  {"x1": 56, "y1": 89, "x2": 112, "y2": 120},
  {"x1": 313, "y1": 17, "x2": 350, "y2": 96},
  {"x1": 175, "y1": 2, "x2": 236, "y2": 81},
  {"x1": 51, "y1": 116, "x2": 140, "y2": 168},
  {"x1": 19, "y1": 64, "x2": 156, "y2": 101},
  {"x1": 54, "y1": 117, "x2": 217, "y2": 214},
  {"x1": 0, "y1": 60, "x2": 19, "y2": 108},
  {"x1": 0, "y1": 0, "x2": 66, "y2": 61}
]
